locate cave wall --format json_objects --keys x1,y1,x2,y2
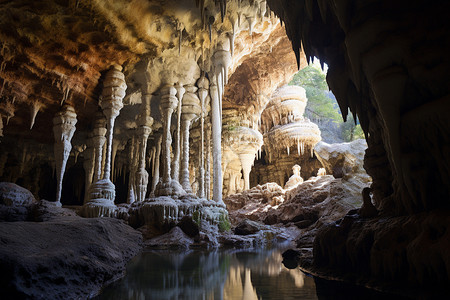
[{"x1": 267, "y1": 0, "x2": 450, "y2": 215}]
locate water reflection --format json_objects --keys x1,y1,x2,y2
[{"x1": 97, "y1": 248, "x2": 318, "y2": 300}]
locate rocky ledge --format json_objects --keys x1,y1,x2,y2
[{"x1": 0, "y1": 214, "x2": 142, "y2": 299}]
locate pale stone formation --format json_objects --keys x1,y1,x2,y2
[
  {"x1": 155, "y1": 85, "x2": 185, "y2": 197},
  {"x1": 132, "y1": 93, "x2": 153, "y2": 202},
  {"x1": 197, "y1": 75, "x2": 209, "y2": 199},
  {"x1": 252, "y1": 86, "x2": 322, "y2": 187},
  {"x1": 84, "y1": 65, "x2": 126, "y2": 217},
  {"x1": 317, "y1": 168, "x2": 326, "y2": 176},
  {"x1": 150, "y1": 133, "x2": 162, "y2": 197},
  {"x1": 172, "y1": 83, "x2": 185, "y2": 182},
  {"x1": 284, "y1": 164, "x2": 303, "y2": 190},
  {"x1": 180, "y1": 84, "x2": 201, "y2": 194},
  {"x1": 262, "y1": 86, "x2": 321, "y2": 160},
  {"x1": 222, "y1": 109, "x2": 263, "y2": 194},
  {"x1": 52, "y1": 105, "x2": 77, "y2": 205},
  {"x1": 209, "y1": 78, "x2": 223, "y2": 203}
]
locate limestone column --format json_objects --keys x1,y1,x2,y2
[
  {"x1": 127, "y1": 133, "x2": 137, "y2": 204},
  {"x1": 84, "y1": 64, "x2": 126, "y2": 217},
  {"x1": 150, "y1": 133, "x2": 162, "y2": 196},
  {"x1": 83, "y1": 137, "x2": 95, "y2": 204},
  {"x1": 197, "y1": 75, "x2": 209, "y2": 198},
  {"x1": 205, "y1": 122, "x2": 211, "y2": 200},
  {"x1": 160, "y1": 85, "x2": 177, "y2": 185},
  {"x1": 209, "y1": 79, "x2": 223, "y2": 203},
  {"x1": 134, "y1": 101, "x2": 153, "y2": 202},
  {"x1": 180, "y1": 85, "x2": 201, "y2": 193},
  {"x1": 155, "y1": 85, "x2": 185, "y2": 196},
  {"x1": 52, "y1": 105, "x2": 77, "y2": 206},
  {"x1": 100, "y1": 65, "x2": 126, "y2": 182},
  {"x1": 91, "y1": 113, "x2": 107, "y2": 182},
  {"x1": 172, "y1": 83, "x2": 185, "y2": 181}
]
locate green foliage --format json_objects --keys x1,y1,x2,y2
[
  {"x1": 218, "y1": 212, "x2": 231, "y2": 232},
  {"x1": 289, "y1": 64, "x2": 341, "y2": 122},
  {"x1": 289, "y1": 63, "x2": 365, "y2": 142},
  {"x1": 340, "y1": 113, "x2": 365, "y2": 141}
]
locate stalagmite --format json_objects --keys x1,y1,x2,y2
[
  {"x1": 84, "y1": 64, "x2": 126, "y2": 217},
  {"x1": 155, "y1": 85, "x2": 185, "y2": 196},
  {"x1": 172, "y1": 83, "x2": 185, "y2": 182},
  {"x1": 209, "y1": 79, "x2": 223, "y2": 203},
  {"x1": 197, "y1": 75, "x2": 209, "y2": 198},
  {"x1": 180, "y1": 84, "x2": 201, "y2": 194},
  {"x1": 52, "y1": 105, "x2": 77, "y2": 205},
  {"x1": 134, "y1": 93, "x2": 153, "y2": 202}
]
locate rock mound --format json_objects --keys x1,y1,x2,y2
[
  {"x1": 0, "y1": 182, "x2": 37, "y2": 221},
  {"x1": 0, "y1": 217, "x2": 142, "y2": 299}
]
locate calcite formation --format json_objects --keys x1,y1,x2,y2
[
  {"x1": 251, "y1": 85, "x2": 322, "y2": 187},
  {"x1": 52, "y1": 105, "x2": 77, "y2": 206}
]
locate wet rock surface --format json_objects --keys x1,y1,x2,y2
[{"x1": 0, "y1": 216, "x2": 142, "y2": 299}]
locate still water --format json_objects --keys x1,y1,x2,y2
[{"x1": 97, "y1": 248, "x2": 318, "y2": 300}]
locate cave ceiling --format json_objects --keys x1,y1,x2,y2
[{"x1": 0, "y1": 0, "x2": 301, "y2": 145}]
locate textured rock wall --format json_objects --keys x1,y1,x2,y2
[
  {"x1": 266, "y1": 0, "x2": 450, "y2": 290},
  {"x1": 266, "y1": 0, "x2": 450, "y2": 214}
]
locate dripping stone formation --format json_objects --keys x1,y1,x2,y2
[{"x1": 0, "y1": 0, "x2": 449, "y2": 298}]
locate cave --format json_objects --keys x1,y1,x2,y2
[{"x1": 0, "y1": 0, "x2": 449, "y2": 299}]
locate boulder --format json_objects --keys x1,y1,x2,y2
[
  {"x1": 177, "y1": 216, "x2": 200, "y2": 237},
  {"x1": 234, "y1": 219, "x2": 264, "y2": 235},
  {"x1": 0, "y1": 182, "x2": 37, "y2": 221},
  {"x1": 145, "y1": 226, "x2": 193, "y2": 249},
  {"x1": 0, "y1": 217, "x2": 142, "y2": 299},
  {"x1": 314, "y1": 139, "x2": 367, "y2": 178}
]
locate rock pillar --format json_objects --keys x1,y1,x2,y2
[
  {"x1": 155, "y1": 85, "x2": 185, "y2": 196},
  {"x1": 180, "y1": 85, "x2": 201, "y2": 194},
  {"x1": 197, "y1": 75, "x2": 209, "y2": 198},
  {"x1": 150, "y1": 134, "x2": 162, "y2": 196},
  {"x1": 209, "y1": 79, "x2": 223, "y2": 203},
  {"x1": 172, "y1": 83, "x2": 185, "y2": 182},
  {"x1": 83, "y1": 65, "x2": 126, "y2": 217},
  {"x1": 52, "y1": 105, "x2": 77, "y2": 205},
  {"x1": 134, "y1": 99, "x2": 153, "y2": 201}
]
